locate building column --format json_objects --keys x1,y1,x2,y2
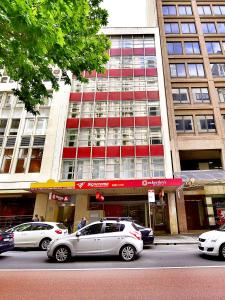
[
  {"x1": 33, "y1": 193, "x2": 59, "y2": 221},
  {"x1": 74, "y1": 194, "x2": 89, "y2": 230},
  {"x1": 168, "y1": 192, "x2": 178, "y2": 235},
  {"x1": 176, "y1": 190, "x2": 188, "y2": 233},
  {"x1": 205, "y1": 196, "x2": 216, "y2": 226}
]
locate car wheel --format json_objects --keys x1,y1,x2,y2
[
  {"x1": 120, "y1": 244, "x2": 136, "y2": 261},
  {"x1": 219, "y1": 243, "x2": 225, "y2": 259},
  {"x1": 39, "y1": 238, "x2": 51, "y2": 250},
  {"x1": 54, "y1": 246, "x2": 71, "y2": 263}
]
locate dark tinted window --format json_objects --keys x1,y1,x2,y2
[
  {"x1": 15, "y1": 224, "x2": 32, "y2": 232},
  {"x1": 80, "y1": 223, "x2": 102, "y2": 235},
  {"x1": 56, "y1": 223, "x2": 67, "y2": 229},
  {"x1": 31, "y1": 224, "x2": 52, "y2": 230},
  {"x1": 104, "y1": 223, "x2": 125, "y2": 233}
]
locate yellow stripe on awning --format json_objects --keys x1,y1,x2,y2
[{"x1": 30, "y1": 179, "x2": 74, "y2": 189}]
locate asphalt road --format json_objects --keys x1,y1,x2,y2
[{"x1": 0, "y1": 244, "x2": 225, "y2": 269}]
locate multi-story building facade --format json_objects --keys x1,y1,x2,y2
[{"x1": 157, "y1": 0, "x2": 225, "y2": 232}]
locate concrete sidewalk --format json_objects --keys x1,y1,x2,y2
[{"x1": 154, "y1": 234, "x2": 199, "y2": 245}]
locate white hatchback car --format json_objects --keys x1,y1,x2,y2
[
  {"x1": 198, "y1": 225, "x2": 225, "y2": 258},
  {"x1": 7, "y1": 222, "x2": 68, "y2": 250},
  {"x1": 47, "y1": 219, "x2": 143, "y2": 262}
]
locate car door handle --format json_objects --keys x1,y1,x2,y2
[{"x1": 95, "y1": 238, "x2": 101, "y2": 241}]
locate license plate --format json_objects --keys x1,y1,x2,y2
[
  {"x1": 198, "y1": 242, "x2": 201, "y2": 246},
  {"x1": 3, "y1": 238, "x2": 10, "y2": 241}
]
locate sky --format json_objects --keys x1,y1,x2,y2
[{"x1": 102, "y1": 0, "x2": 148, "y2": 27}]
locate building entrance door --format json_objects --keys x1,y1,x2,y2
[{"x1": 185, "y1": 200, "x2": 207, "y2": 230}]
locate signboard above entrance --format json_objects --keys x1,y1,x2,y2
[{"x1": 49, "y1": 192, "x2": 70, "y2": 202}]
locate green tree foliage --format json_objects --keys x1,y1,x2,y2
[{"x1": 0, "y1": 0, "x2": 110, "y2": 114}]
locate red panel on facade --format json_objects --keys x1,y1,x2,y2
[
  {"x1": 150, "y1": 145, "x2": 164, "y2": 156},
  {"x1": 121, "y1": 117, "x2": 134, "y2": 127},
  {"x1": 147, "y1": 91, "x2": 160, "y2": 100},
  {"x1": 136, "y1": 146, "x2": 150, "y2": 157},
  {"x1": 70, "y1": 93, "x2": 82, "y2": 101},
  {"x1": 108, "y1": 92, "x2": 121, "y2": 100},
  {"x1": 122, "y1": 49, "x2": 133, "y2": 56},
  {"x1": 92, "y1": 147, "x2": 106, "y2": 158},
  {"x1": 133, "y1": 48, "x2": 144, "y2": 55},
  {"x1": 66, "y1": 119, "x2": 79, "y2": 128},
  {"x1": 106, "y1": 146, "x2": 120, "y2": 157},
  {"x1": 134, "y1": 69, "x2": 145, "y2": 76},
  {"x1": 85, "y1": 71, "x2": 96, "y2": 78},
  {"x1": 146, "y1": 68, "x2": 158, "y2": 76},
  {"x1": 135, "y1": 117, "x2": 148, "y2": 126},
  {"x1": 145, "y1": 48, "x2": 156, "y2": 55},
  {"x1": 108, "y1": 118, "x2": 120, "y2": 127},
  {"x1": 121, "y1": 92, "x2": 134, "y2": 100},
  {"x1": 148, "y1": 116, "x2": 161, "y2": 126},
  {"x1": 109, "y1": 69, "x2": 121, "y2": 77},
  {"x1": 121, "y1": 69, "x2": 133, "y2": 77},
  {"x1": 110, "y1": 49, "x2": 121, "y2": 56},
  {"x1": 62, "y1": 148, "x2": 76, "y2": 159},
  {"x1": 83, "y1": 93, "x2": 95, "y2": 101},
  {"x1": 121, "y1": 146, "x2": 135, "y2": 157},
  {"x1": 96, "y1": 92, "x2": 108, "y2": 100},
  {"x1": 94, "y1": 118, "x2": 107, "y2": 127},
  {"x1": 80, "y1": 118, "x2": 93, "y2": 128},
  {"x1": 97, "y1": 70, "x2": 109, "y2": 78},
  {"x1": 134, "y1": 91, "x2": 147, "y2": 100},
  {"x1": 77, "y1": 147, "x2": 91, "y2": 158}
]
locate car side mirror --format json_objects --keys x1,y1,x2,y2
[{"x1": 76, "y1": 231, "x2": 81, "y2": 237}]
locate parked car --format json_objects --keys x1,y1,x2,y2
[
  {"x1": 0, "y1": 230, "x2": 14, "y2": 254},
  {"x1": 47, "y1": 219, "x2": 143, "y2": 263},
  {"x1": 6, "y1": 222, "x2": 68, "y2": 250},
  {"x1": 198, "y1": 225, "x2": 225, "y2": 258}
]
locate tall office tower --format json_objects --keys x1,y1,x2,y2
[{"x1": 157, "y1": 0, "x2": 225, "y2": 232}]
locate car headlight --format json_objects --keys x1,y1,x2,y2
[{"x1": 211, "y1": 239, "x2": 217, "y2": 242}]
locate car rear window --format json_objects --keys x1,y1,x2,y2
[
  {"x1": 131, "y1": 223, "x2": 140, "y2": 231},
  {"x1": 104, "y1": 223, "x2": 125, "y2": 233},
  {"x1": 56, "y1": 223, "x2": 67, "y2": 229}
]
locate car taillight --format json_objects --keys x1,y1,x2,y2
[
  {"x1": 0, "y1": 235, "x2": 3, "y2": 241},
  {"x1": 129, "y1": 231, "x2": 141, "y2": 240},
  {"x1": 55, "y1": 229, "x2": 62, "y2": 234}
]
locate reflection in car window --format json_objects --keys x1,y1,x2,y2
[
  {"x1": 16, "y1": 224, "x2": 32, "y2": 232},
  {"x1": 80, "y1": 223, "x2": 102, "y2": 235},
  {"x1": 104, "y1": 223, "x2": 125, "y2": 233},
  {"x1": 32, "y1": 224, "x2": 47, "y2": 230}
]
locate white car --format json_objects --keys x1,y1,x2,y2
[
  {"x1": 198, "y1": 225, "x2": 225, "y2": 258},
  {"x1": 47, "y1": 219, "x2": 143, "y2": 262},
  {"x1": 7, "y1": 222, "x2": 68, "y2": 250}
]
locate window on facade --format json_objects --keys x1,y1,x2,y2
[
  {"x1": 213, "y1": 6, "x2": 225, "y2": 15},
  {"x1": 162, "y1": 5, "x2": 176, "y2": 15},
  {"x1": 184, "y1": 42, "x2": 200, "y2": 54},
  {"x1": 217, "y1": 23, "x2": 225, "y2": 34},
  {"x1": 181, "y1": 23, "x2": 196, "y2": 34},
  {"x1": 167, "y1": 42, "x2": 183, "y2": 55},
  {"x1": 71, "y1": 80, "x2": 82, "y2": 93},
  {"x1": 23, "y1": 119, "x2": 34, "y2": 135},
  {"x1": 65, "y1": 129, "x2": 78, "y2": 147},
  {"x1": 28, "y1": 148, "x2": 43, "y2": 172},
  {"x1": 197, "y1": 116, "x2": 216, "y2": 132},
  {"x1": 62, "y1": 160, "x2": 75, "y2": 180},
  {"x1": 92, "y1": 159, "x2": 105, "y2": 179},
  {"x1": 92, "y1": 128, "x2": 106, "y2": 146},
  {"x1": 205, "y1": 42, "x2": 222, "y2": 54},
  {"x1": 151, "y1": 157, "x2": 164, "y2": 177},
  {"x1": 121, "y1": 128, "x2": 134, "y2": 146},
  {"x1": 15, "y1": 148, "x2": 29, "y2": 173},
  {"x1": 148, "y1": 101, "x2": 160, "y2": 116},
  {"x1": 105, "y1": 158, "x2": 120, "y2": 179},
  {"x1": 188, "y1": 64, "x2": 205, "y2": 77},
  {"x1": 108, "y1": 101, "x2": 120, "y2": 117},
  {"x1": 202, "y1": 23, "x2": 217, "y2": 34},
  {"x1": 76, "y1": 159, "x2": 90, "y2": 179},
  {"x1": 68, "y1": 102, "x2": 81, "y2": 118},
  {"x1": 122, "y1": 101, "x2": 134, "y2": 117},
  {"x1": 134, "y1": 101, "x2": 147, "y2": 116},
  {"x1": 78, "y1": 129, "x2": 92, "y2": 147},
  {"x1": 96, "y1": 78, "x2": 109, "y2": 92},
  {"x1": 1, "y1": 149, "x2": 13, "y2": 173},
  {"x1": 36, "y1": 118, "x2": 48, "y2": 135},
  {"x1": 81, "y1": 102, "x2": 93, "y2": 118},
  {"x1": 9, "y1": 119, "x2": 20, "y2": 135},
  {"x1": 211, "y1": 63, "x2": 225, "y2": 77},
  {"x1": 136, "y1": 158, "x2": 150, "y2": 178},
  {"x1": 95, "y1": 101, "x2": 107, "y2": 118},
  {"x1": 110, "y1": 78, "x2": 122, "y2": 91},
  {"x1": 121, "y1": 158, "x2": 135, "y2": 178},
  {"x1": 170, "y1": 64, "x2": 186, "y2": 77},
  {"x1": 164, "y1": 23, "x2": 179, "y2": 34},
  {"x1": 83, "y1": 79, "x2": 96, "y2": 92},
  {"x1": 135, "y1": 128, "x2": 148, "y2": 145},
  {"x1": 198, "y1": 6, "x2": 212, "y2": 15},
  {"x1": 107, "y1": 128, "x2": 121, "y2": 146},
  {"x1": 149, "y1": 128, "x2": 162, "y2": 144},
  {"x1": 217, "y1": 88, "x2": 225, "y2": 102},
  {"x1": 178, "y1": 6, "x2": 192, "y2": 15},
  {"x1": 192, "y1": 88, "x2": 210, "y2": 103},
  {"x1": 172, "y1": 88, "x2": 189, "y2": 103},
  {"x1": 175, "y1": 116, "x2": 194, "y2": 132},
  {"x1": 4, "y1": 94, "x2": 13, "y2": 108},
  {"x1": 0, "y1": 119, "x2": 7, "y2": 135}
]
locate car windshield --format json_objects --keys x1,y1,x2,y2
[
  {"x1": 134, "y1": 223, "x2": 145, "y2": 230},
  {"x1": 217, "y1": 224, "x2": 225, "y2": 231}
]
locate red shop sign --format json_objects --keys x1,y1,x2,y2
[{"x1": 75, "y1": 178, "x2": 183, "y2": 190}]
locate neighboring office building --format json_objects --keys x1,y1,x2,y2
[
  {"x1": 32, "y1": 0, "x2": 182, "y2": 234},
  {"x1": 156, "y1": 0, "x2": 225, "y2": 232}
]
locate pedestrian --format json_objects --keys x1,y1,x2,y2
[
  {"x1": 40, "y1": 216, "x2": 45, "y2": 222},
  {"x1": 32, "y1": 214, "x2": 39, "y2": 221},
  {"x1": 77, "y1": 217, "x2": 86, "y2": 230}
]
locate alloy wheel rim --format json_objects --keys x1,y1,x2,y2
[
  {"x1": 122, "y1": 246, "x2": 134, "y2": 261},
  {"x1": 42, "y1": 240, "x2": 50, "y2": 250},
  {"x1": 56, "y1": 248, "x2": 68, "y2": 262},
  {"x1": 222, "y1": 246, "x2": 225, "y2": 258}
]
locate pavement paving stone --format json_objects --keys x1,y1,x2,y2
[{"x1": 154, "y1": 234, "x2": 199, "y2": 245}]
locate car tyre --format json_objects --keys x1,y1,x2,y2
[
  {"x1": 120, "y1": 244, "x2": 136, "y2": 261},
  {"x1": 54, "y1": 246, "x2": 71, "y2": 263},
  {"x1": 39, "y1": 238, "x2": 51, "y2": 251},
  {"x1": 219, "y1": 243, "x2": 225, "y2": 259}
]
